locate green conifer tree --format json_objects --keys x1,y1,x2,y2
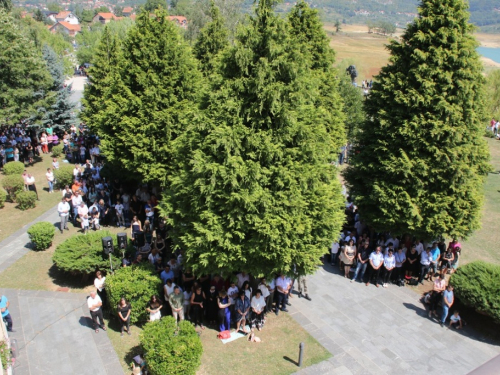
[
  {"x1": 193, "y1": 1, "x2": 229, "y2": 76},
  {"x1": 345, "y1": 0, "x2": 490, "y2": 240},
  {"x1": 0, "y1": 10, "x2": 52, "y2": 123},
  {"x1": 84, "y1": 10, "x2": 202, "y2": 183},
  {"x1": 164, "y1": 0, "x2": 345, "y2": 277}
]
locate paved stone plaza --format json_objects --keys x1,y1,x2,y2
[{"x1": 290, "y1": 265, "x2": 500, "y2": 375}]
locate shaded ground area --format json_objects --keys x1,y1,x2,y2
[
  {"x1": 290, "y1": 264, "x2": 500, "y2": 375},
  {"x1": 0, "y1": 288, "x2": 123, "y2": 375}
]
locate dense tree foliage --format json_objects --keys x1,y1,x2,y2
[
  {"x1": 486, "y1": 70, "x2": 500, "y2": 120},
  {"x1": 193, "y1": 1, "x2": 229, "y2": 76},
  {"x1": 345, "y1": 0, "x2": 490, "y2": 240},
  {"x1": 143, "y1": 0, "x2": 167, "y2": 12},
  {"x1": 0, "y1": 10, "x2": 52, "y2": 124},
  {"x1": 163, "y1": 0, "x2": 345, "y2": 277},
  {"x1": 84, "y1": 10, "x2": 202, "y2": 183}
]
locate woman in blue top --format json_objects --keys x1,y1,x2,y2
[
  {"x1": 217, "y1": 289, "x2": 231, "y2": 332},
  {"x1": 235, "y1": 290, "x2": 250, "y2": 334}
]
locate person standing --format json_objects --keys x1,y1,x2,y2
[
  {"x1": 250, "y1": 289, "x2": 266, "y2": 330},
  {"x1": 418, "y1": 247, "x2": 432, "y2": 285},
  {"x1": 169, "y1": 286, "x2": 185, "y2": 323},
  {"x1": 26, "y1": 174, "x2": 39, "y2": 200},
  {"x1": 146, "y1": 295, "x2": 162, "y2": 322},
  {"x1": 352, "y1": 241, "x2": 370, "y2": 283},
  {"x1": 441, "y1": 285, "x2": 454, "y2": 327},
  {"x1": 117, "y1": 298, "x2": 131, "y2": 336},
  {"x1": 0, "y1": 295, "x2": 13, "y2": 332},
  {"x1": 88, "y1": 291, "x2": 106, "y2": 333},
  {"x1": 429, "y1": 275, "x2": 446, "y2": 318},
  {"x1": 331, "y1": 240, "x2": 340, "y2": 266},
  {"x1": 217, "y1": 289, "x2": 231, "y2": 332},
  {"x1": 46, "y1": 168, "x2": 55, "y2": 193},
  {"x1": 275, "y1": 274, "x2": 291, "y2": 315},
  {"x1": 297, "y1": 275, "x2": 311, "y2": 301},
  {"x1": 94, "y1": 271, "x2": 107, "y2": 309},
  {"x1": 190, "y1": 286, "x2": 206, "y2": 329},
  {"x1": 57, "y1": 197, "x2": 70, "y2": 233},
  {"x1": 340, "y1": 239, "x2": 356, "y2": 278},
  {"x1": 366, "y1": 246, "x2": 384, "y2": 287}
]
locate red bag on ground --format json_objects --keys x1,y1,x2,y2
[{"x1": 218, "y1": 330, "x2": 231, "y2": 339}]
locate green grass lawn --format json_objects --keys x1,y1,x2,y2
[{"x1": 461, "y1": 137, "x2": 500, "y2": 265}]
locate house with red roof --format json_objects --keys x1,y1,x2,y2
[
  {"x1": 122, "y1": 6, "x2": 134, "y2": 17},
  {"x1": 93, "y1": 12, "x2": 122, "y2": 24},
  {"x1": 55, "y1": 11, "x2": 79, "y2": 25},
  {"x1": 49, "y1": 21, "x2": 81, "y2": 37}
]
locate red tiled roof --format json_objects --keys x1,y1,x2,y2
[
  {"x1": 55, "y1": 11, "x2": 71, "y2": 19},
  {"x1": 51, "y1": 21, "x2": 81, "y2": 31},
  {"x1": 168, "y1": 15, "x2": 187, "y2": 23},
  {"x1": 95, "y1": 12, "x2": 117, "y2": 20},
  {"x1": 123, "y1": 6, "x2": 133, "y2": 13}
]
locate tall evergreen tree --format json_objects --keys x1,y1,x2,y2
[
  {"x1": 164, "y1": 0, "x2": 345, "y2": 277},
  {"x1": 345, "y1": 0, "x2": 490, "y2": 240},
  {"x1": 0, "y1": 10, "x2": 52, "y2": 123},
  {"x1": 193, "y1": 1, "x2": 229, "y2": 76},
  {"x1": 0, "y1": 0, "x2": 11, "y2": 12},
  {"x1": 84, "y1": 10, "x2": 202, "y2": 183}
]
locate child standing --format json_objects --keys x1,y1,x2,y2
[{"x1": 82, "y1": 214, "x2": 89, "y2": 235}]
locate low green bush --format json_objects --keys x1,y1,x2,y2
[
  {"x1": 53, "y1": 164, "x2": 74, "y2": 189},
  {"x1": 1, "y1": 175, "x2": 24, "y2": 202},
  {"x1": 450, "y1": 261, "x2": 500, "y2": 324},
  {"x1": 16, "y1": 191, "x2": 37, "y2": 210},
  {"x1": 51, "y1": 144, "x2": 64, "y2": 158},
  {"x1": 0, "y1": 188, "x2": 6, "y2": 208},
  {"x1": 3, "y1": 161, "x2": 24, "y2": 175},
  {"x1": 483, "y1": 130, "x2": 496, "y2": 138},
  {"x1": 106, "y1": 264, "x2": 162, "y2": 324},
  {"x1": 140, "y1": 317, "x2": 203, "y2": 375},
  {"x1": 52, "y1": 231, "x2": 121, "y2": 277},
  {"x1": 27, "y1": 222, "x2": 56, "y2": 250}
]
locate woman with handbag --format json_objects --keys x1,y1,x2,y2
[{"x1": 339, "y1": 239, "x2": 357, "y2": 278}]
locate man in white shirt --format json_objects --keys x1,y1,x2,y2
[
  {"x1": 71, "y1": 191, "x2": 83, "y2": 225},
  {"x1": 418, "y1": 247, "x2": 432, "y2": 284},
  {"x1": 382, "y1": 249, "x2": 396, "y2": 288},
  {"x1": 57, "y1": 197, "x2": 70, "y2": 233},
  {"x1": 415, "y1": 239, "x2": 424, "y2": 255},
  {"x1": 275, "y1": 274, "x2": 291, "y2": 315},
  {"x1": 331, "y1": 241, "x2": 340, "y2": 266},
  {"x1": 115, "y1": 199, "x2": 125, "y2": 227},
  {"x1": 46, "y1": 168, "x2": 54, "y2": 193},
  {"x1": 366, "y1": 246, "x2": 384, "y2": 287},
  {"x1": 236, "y1": 272, "x2": 250, "y2": 289},
  {"x1": 77, "y1": 201, "x2": 88, "y2": 227},
  {"x1": 87, "y1": 291, "x2": 106, "y2": 333}
]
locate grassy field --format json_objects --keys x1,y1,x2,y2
[
  {"x1": 106, "y1": 313, "x2": 330, "y2": 375},
  {"x1": 0, "y1": 153, "x2": 64, "y2": 242}
]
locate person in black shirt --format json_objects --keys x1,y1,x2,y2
[
  {"x1": 352, "y1": 241, "x2": 370, "y2": 282},
  {"x1": 117, "y1": 298, "x2": 131, "y2": 336}
]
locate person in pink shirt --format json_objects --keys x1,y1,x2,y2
[{"x1": 429, "y1": 274, "x2": 446, "y2": 318}]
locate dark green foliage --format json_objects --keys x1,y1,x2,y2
[
  {"x1": 143, "y1": 0, "x2": 167, "y2": 12},
  {"x1": 52, "y1": 231, "x2": 121, "y2": 277},
  {"x1": 450, "y1": 261, "x2": 500, "y2": 324},
  {"x1": 27, "y1": 221, "x2": 55, "y2": 250},
  {"x1": 84, "y1": 9, "x2": 202, "y2": 184},
  {"x1": 3, "y1": 161, "x2": 24, "y2": 175},
  {"x1": 42, "y1": 44, "x2": 64, "y2": 90},
  {"x1": 485, "y1": 70, "x2": 500, "y2": 120},
  {"x1": 338, "y1": 73, "x2": 365, "y2": 141},
  {"x1": 0, "y1": 0, "x2": 11, "y2": 12},
  {"x1": 345, "y1": 0, "x2": 490, "y2": 240},
  {"x1": 140, "y1": 317, "x2": 203, "y2": 375},
  {"x1": 0, "y1": 10, "x2": 53, "y2": 124},
  {"x1": 51, "y1": 144, "x2": 64, "y2": 158},
  {"x1": 53, "y1": 164, "x2": 74, "y2": 189},
  {"x1": 1, "y1": 175, "x2": 24, "y2": 202},
  {"x1": 16, "y1": 191, "x2": 37, "y2": 210},
  {"x1": 193, "y1": 1, "x2": 229, "y2": 76},
  {"x1": 106, "y1": 264, "x2": 162, "y2": 324},
  {"x1": 0, "y1": 188, "x2": 6, "y2": 208},
  {"x1": 483, "y1": 130, "x2": 495, "y2": 138},
  {"x1": 164, "y1": 0, "x2": 345, "y2": 277}
]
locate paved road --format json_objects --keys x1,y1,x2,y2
[
  {"x1": 65, "y1": 75, "x2": 87, "y2": 106},
  {"x1": 290, "y1": 264, "x2": 500, "y2": 375}
]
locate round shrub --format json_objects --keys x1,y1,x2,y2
[
  {"x1": 53, "y1": 164, "x2": 74, "y2": 189},
  {"x1": 1, "y1": 174, "x2": 24, "y2": 202},
  {"x1": 450, "y1": 261, "x2": 500, "y2": 324},
  {"x1": 140, "y1": 317, "x2": 203, "y2": 375},
  {"x1": 15, "y1": 190, "x2": 37, "y2": 210},
  {"x1": 106, "y1": 264, "x2": 162, "y2": 324},
  {"x1": 52, "y1": 231, "x2": 121, "y2": 277},
  {"x1": 0, "y1": 188, "x2": 6, "y2": 208},
  {"x1": 51, "y1": 144, "x2": 64, "y2": 158},
  {"x1": 27, "y1": 222, "x2": 56, "y2": 250},
  {"x1": 3, "y1": 161, "x2": 24, "y2": 175}
]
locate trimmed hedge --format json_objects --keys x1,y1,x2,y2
[
  {"x1": 16, "y1": 191, "x2": 37, "y2": 210},
  {"x1": 27, "y1": 222, "x2": 56, "y2": 250},
  {"x1": 1, "y1": 175, "x2": 24, "y2": 202},
  {"x1": 140, "y1": 317, "x2": 203, "y2": 375},
  {"x1": 53, "y1": 164, "x2": 74, "y2": 189},
  {"x1": 3, "y1": 161, "x2": 24, "y2": 175},
  {"x1": 450, "y1": 261, "x2": 500, "y2": 324},
  {"x1": 106, "y1": 264, "x2": 162, "y2": 324},
  {"x1": 52, "y1": 231, "x2": 121, "y2": 277},
  {"x1": 51, "y1": 144, "x2": 64, "y2": 158},
  {"x1": 0, "y1": 188, "x2": 6, "y2": 208}
]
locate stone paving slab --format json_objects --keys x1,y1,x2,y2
[
  {"x1": 0, "y1": 288, "x2": 123, "y2": 375},
  {"x1": 292, "y1": 265, "x2": 500, "y2": 375}
]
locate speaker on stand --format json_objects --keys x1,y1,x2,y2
[{"x1": 102, "y1": 236, "x2": 114, "y2": 271}]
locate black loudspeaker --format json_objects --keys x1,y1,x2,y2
[
  {"x1": 134, "y1": 231, "x2": 145, "y2": 248},
  {"x1": 117, "y1": 233, "x2": 127, "y2": 249},
  {"x1": 102, "y1": 236, "x2": 114, "y2": 255}
]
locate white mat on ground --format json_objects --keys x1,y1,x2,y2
[{"x1": 220, "y1": 326, "x2": 251, "y2": 344}]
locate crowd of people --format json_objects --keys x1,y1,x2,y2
[{"x1": 332, "y1": 195, "x2": 461, "y2": 326}]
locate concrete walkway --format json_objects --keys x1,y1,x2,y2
[
  {"x1": 290, "y1": 264, "x2": 500, "y2": 375},
  {"x1": 0, "y1": 288, "x2": 123, "y2": 375}
]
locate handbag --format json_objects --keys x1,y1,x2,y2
[{"x1": 218, "y1": 330, "x2": 231, "y2": 339}]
